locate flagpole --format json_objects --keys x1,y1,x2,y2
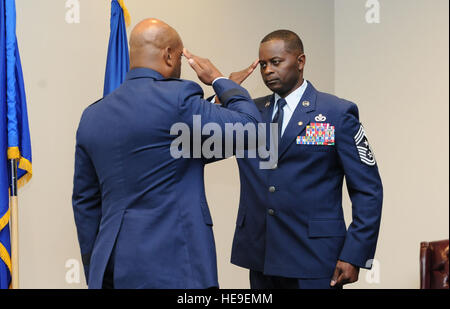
[{"x1": 9, "y1": 159, "x2": 19, "y2": 289}]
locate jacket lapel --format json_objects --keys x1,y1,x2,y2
[
  {"x1": 262, "y1": 95, "x2": 275, "y2": 151},
  {"x1": 261, "y1": 94, "x2": 275, "y2": 123},
  {"x1": 278, "y1": 82, "x2": 317, "y2": 160}
]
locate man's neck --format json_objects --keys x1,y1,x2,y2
[
  {"x1": 130, "y1": 63, "x2": 167, "y2": 77},
  {"x1": 277, "y1": 78, "x2": 304, "y2": 99}
]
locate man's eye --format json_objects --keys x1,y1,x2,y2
[
  {"x1": 260, "y1": 63, "x2": 266, "y2": 69},
  {"x1": 272, "y1": 60, "x2": 280, "y2": 65}
]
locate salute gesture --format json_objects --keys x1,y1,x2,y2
[
  {"x1": 228, "y1": 59, "x2": 260, "y2": 85},
  {"x1": 183, "y1": 48, "x2": 223, "y2": 85},
  {"x1": 184, "y1": 47, "x2": 259, "y2": 87}
]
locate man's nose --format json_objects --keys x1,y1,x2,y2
[{"x1": 263, "y1": 64, "x2": 274, "y2": 76}]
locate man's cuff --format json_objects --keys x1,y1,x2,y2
[
  {"x1": 212, "y1": 76, "x2": 228, "y2": 85},
  {"x1": 212, "y1": 78, "x2": 250, "y2": 108}
]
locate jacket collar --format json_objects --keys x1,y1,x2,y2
[
  {"x1": 125, "y1": 67, "x2": 165, "y2": 81},
  {"x1": 261, "y1": 80, "x2": 317, "y2": 122}
]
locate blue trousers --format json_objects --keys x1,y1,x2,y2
[{"x1": 249, "y1": 270, "x2": 340, "y2": 289}]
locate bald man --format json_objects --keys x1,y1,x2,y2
[{"x1": 72, "y1": 19, "x2": 261, "y2": 289}]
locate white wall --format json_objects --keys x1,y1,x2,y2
[{"x1": 334, "y1": 0, "x2": 449, "y2": 289}]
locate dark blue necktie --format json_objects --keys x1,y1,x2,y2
[{"x1": 272, "y1": 98, "x2": 287, "y2": 142}]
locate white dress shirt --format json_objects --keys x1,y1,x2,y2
[{"x1": 272, "y1": 79, "x2": 308, "y2": 137}]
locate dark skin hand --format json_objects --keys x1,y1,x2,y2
[
  {"x1": 330, "y1": 260, "x2": 360, "y2": 288},
  {"x1": 183, "y1": 48, "x2": 224, "y2": 85},
  {"x1": 212, "y1": 59, "x2": 259, "y2": 104},
  {"x1": 229, "y1": 59, "x2": 260, "y2": 85}
]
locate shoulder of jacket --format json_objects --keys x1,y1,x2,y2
[
  {"x1": 80, "y1": 97, "x2": 105, "y2": 123},
  {"x1": 88, "y1": 97, "x2": 103, "y2": 107},
  {"x1": 254, "y1": 95, "x2": 272, "y2": 110},
  {"x1": 316, "y1": 91, "x2": 357, "y2": 113}
]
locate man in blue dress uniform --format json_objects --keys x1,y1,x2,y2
[
  {"x1": 230, "y1": 30, "x2": 383, "y2": 289},
  {"x1": 72, "y1": 18, "x2": 261, "y2": 289}
]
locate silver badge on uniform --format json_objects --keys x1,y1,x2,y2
[
  {"x1": 354, "y1": 124, "x2": 376, "y2": 166},
  {"x1": 315, "y1": 114, "x2": 326, "y2": 122}
]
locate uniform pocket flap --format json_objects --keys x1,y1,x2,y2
[
  {"x1": 297, "y1": 145, "x2": 336, "y2": 152},
  {"x1": 308, "y1": 219, "x2": 346, "y2": 237}
]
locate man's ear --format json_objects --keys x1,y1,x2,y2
[
  {"x1": 164, "y1": 47, "x2": 173, "y2": 67},
  {"x1": 297, "y1": 53, "x2": 306, "y2": 71}
]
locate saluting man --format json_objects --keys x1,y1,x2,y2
[
  {"x1": 230, "y1": 30, "x2": 383, "y2": 289},
  {"x1": 72, "y1": 18, "x2": 261, "y2": 289}
]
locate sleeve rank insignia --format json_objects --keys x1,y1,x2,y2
[{"x1": 354, "y1": 124, "x2": 376, "y2": 166}]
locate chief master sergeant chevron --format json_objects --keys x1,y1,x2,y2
[
  {"x1": 229, "y1": 30, "x2": 383, "y2": 289},
  {"x1": 72, "y1": 18, "x2": 261, "y2": 289}
]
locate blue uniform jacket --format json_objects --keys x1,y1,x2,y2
[
  {"x1": 72, "y1": 68, "x2": 261, "y2": 288},
  {"x1": 231, "y1": 82, "x2": 383, "y2": 279}
]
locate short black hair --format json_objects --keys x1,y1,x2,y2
[{"x1": 261, "y1": 30, "x2": 304, "y2": 54}]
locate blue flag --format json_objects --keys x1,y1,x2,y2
[
  {"x1": 1, "y1": 0, "x2": 32, "y2": 289},
  {"x1": 103, "y1": 0, "x2": 130, "y2": 96},
  {"x1": 0, "y1": 0, "x2": 11, "y2": 289}
]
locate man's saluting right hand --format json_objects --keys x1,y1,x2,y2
[
  {"x1": 183, "y1": 48, "x2": 224, "y2": 85},
  {"x1": 229, "y1": 59, "x2": 259, "y2": 85}
]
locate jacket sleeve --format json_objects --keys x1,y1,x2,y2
[
  {"x1": 72, "y1": 116, "x2": 102, "y2": 282},
  {"x1": 177, "y1": 79, "x2": 261, "y2": 160},
  {"x1": 335, "y1": 102, "x2": 383, "y2": 269}
]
